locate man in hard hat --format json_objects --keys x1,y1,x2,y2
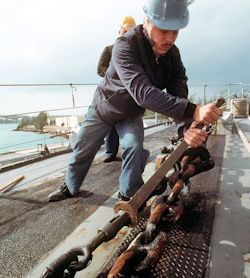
[
  {"x1": 49, "y1": 0, "x2": 222, "y2": 202},
  {"x1": 97, "y1": 16, "x2": 136, "y2": 163}
]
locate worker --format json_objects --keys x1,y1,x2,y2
[
  {"x1": 49, "y1": 0, "x2": 222, "y2": 202},
  {"x1": 97, "y1": 16, "x2": 136, "y2": 163}
]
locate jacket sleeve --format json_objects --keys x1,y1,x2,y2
[
  {"x1": 97, "y1": 46, "x2": 112, "y2": 77},
  {"x1": 166, "y1": 49, "x2": 188, "y2": 99},
  {"x1": 167, "y1": 49, "x2": 195, "y2": 136},
  {"x1": 111, "y1": 36, "x2": 194, "y2": 124}
]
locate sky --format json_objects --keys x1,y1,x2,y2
[{"x1": 0, "y1": 0, "x2": 250, "y2": 116}]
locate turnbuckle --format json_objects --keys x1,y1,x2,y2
[
  {"x1": 41, "y1": 211, "x2": 130, "y2": 278},
  {"x1": 41, "y1": 235, "x2": 104, "y2": 278}
]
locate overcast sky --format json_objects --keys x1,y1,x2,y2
[{"x1": 0, "y1": 0, "x2": 250, "y2": 115}]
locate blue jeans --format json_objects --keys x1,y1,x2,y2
[
  {"x1": 65, "y1": 105, "x2": 150, "y2": 198},
  {"x1": 105, "y1": 126, "x2": 119, "y2": 158}
]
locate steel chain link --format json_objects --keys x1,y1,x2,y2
[{"x1": 107, "y1": 145, "x2": 214, "y2": 277}]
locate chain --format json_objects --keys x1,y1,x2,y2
[{"x1": 107, "y1": 145, "x2": 215, "y2": 278}]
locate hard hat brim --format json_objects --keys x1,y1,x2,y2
[{"x1": 143, "y1": 5, "x2": 189, "y2": 30}]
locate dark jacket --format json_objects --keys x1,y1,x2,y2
[
  {"x1": 97, "y1": 44, "x2": 113, "y2": 77},
  {"x1": 93, "y1": 25, "x2": 196, "y2": 133}
]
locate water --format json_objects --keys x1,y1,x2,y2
[{"x1": 0, "y1": 123, "x2": 69, "y2": 154}]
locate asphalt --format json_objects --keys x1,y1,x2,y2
[
  {"x1": 1, "y1": 117, "x2": 250, "y2": 278},
  {"x1": 0, "y1": 124, "x2": 176, "y2": 278}
]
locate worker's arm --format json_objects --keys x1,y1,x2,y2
[
  {"x1": 193, "y1": 103, "x2": 222, "y2": 126},
  {"x1": 165, "y1": 49, "x2": 188, "y2": 99},
  {"x1": 112, "y1": 36, "x2": 191, "y2": 121},
  {"x1": 112, "y1": 36, "x2": 221, "y2": 146},
  {"x1": 184, "y1": 103, "x2": 222, "y2": 147}
]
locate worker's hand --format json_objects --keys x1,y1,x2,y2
[
  {"x1": 193, "y1": 103, "x2": 222, "y2": 126},
  {"x1": 184, "y1": 121, "x2": 208, "y2": 147}
]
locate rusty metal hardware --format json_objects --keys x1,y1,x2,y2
[
  {"x1": 170, "y1": 134, "x2": 182, "y2": 145},
  {"x1": 108, "y1": 189, "x2": 185, "y2": 276},
  {"x1": 108, "y1": 99, "x2": 225, "y2": 276},
  {"x1": 161, "y1": 145, "x2": 174, "y2": 154},
  {"x1": 107, "y1": 230, "x2": 168, "y2": 277},
  {"x1": 108, "y1": 142, "x2": 217, "y2": 277},
  {"x1": 114, "y1": 140, "x2": 188, "y2": 226},
  {"x1": 114, "y1": 98, "x2": 225, "y2": 226},
  {"x1": 41, "y1": 211, "x2": 130, "y2": 278},
  {"x1": 108, "y1": 195, "x2": 186, "y2": 277}
]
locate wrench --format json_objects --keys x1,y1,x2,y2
[{"x1": 114, "y1": 98, "x2": 225, "y2": 226}]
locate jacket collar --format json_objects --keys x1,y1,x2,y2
[{"x1": 142, "y1": 26, "x2": 154, "y2": 48}]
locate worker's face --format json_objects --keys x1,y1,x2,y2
[{"x1": 143, "y1": 19, "x2": 179, "y2": 56}]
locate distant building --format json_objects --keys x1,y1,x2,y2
[{"x1": 48, "y1": 115, "x2": 84, "y2": 128}]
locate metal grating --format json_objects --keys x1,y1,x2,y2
[{"x1": 97, "y1": 193, "x2": 216, "y2": 278}]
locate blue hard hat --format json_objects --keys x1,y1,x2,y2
[{"x1": 143, "y1": 0, "x2": 189, "y2": 30}]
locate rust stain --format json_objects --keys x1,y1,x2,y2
[
  {"x1": 235, "y1": 190, "x2": 242, "y2": 198},
  {"x1": 73, "y1": 226, "x2": 86, "y2": 237},
  {"x1": 117, "y1": 230, "x2": 127, "y2": 236}
]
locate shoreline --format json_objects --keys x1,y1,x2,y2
[
  {"x1": 0, "y1": 142, "x2": 70, "y2": 159},
  {"x1": 0, "y1": 125, "x2": 71, "y2": 156},
  {"x1": 13, "y1": 124, "x2": 72, "y2": 135}
]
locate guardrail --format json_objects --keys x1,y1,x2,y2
[{"x1": 0, "y1": 82, "x2": 249, "y2": 155}]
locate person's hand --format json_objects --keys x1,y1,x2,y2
[
  {"x1": 193, "y1": 103, "x2": 222, "y2": 126},
  {"x1": 184, "y1": 121, "x2": 208, "y2": 147}
]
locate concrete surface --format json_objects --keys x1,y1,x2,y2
[{"x1": 207, "y1": 118, "x2": 250, "y2": 278}]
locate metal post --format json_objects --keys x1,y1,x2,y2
[
  {"x1": 227, "y1": 84, "x2": 231, "y2": 109},
  {"x1": 155, "y1": 113, "x2": 159, "y2": 124},
  {"x1": 70, "y1": 83, "x2": 75, "y2": 108},
  {"x1": 203, "y1": 85, "x2": 207, "y2": 105},
  {"x1": 240, "y1": 83, "x2": 244, "y2": 98}
]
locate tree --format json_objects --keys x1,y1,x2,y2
[
  {"x1": 34, "y1": 112, "x2": 48, "y2": 130},
  {"x1": 17, "y1": 116, "x2": 33, "y2": 129}
]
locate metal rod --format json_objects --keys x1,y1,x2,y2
[
  {"x1": 241, "y1": 83, "x2": 244, "y2": 98},
  {"x1": 0, "y1": 83, "x2": 98, "y2": 87},
  {"x1": 0, "y1": 106, "x2": 89, "y2": 117}
]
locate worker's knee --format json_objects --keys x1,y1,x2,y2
[{"x1": 122, "y1": 133, "x2": 143, "y2": 150}]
